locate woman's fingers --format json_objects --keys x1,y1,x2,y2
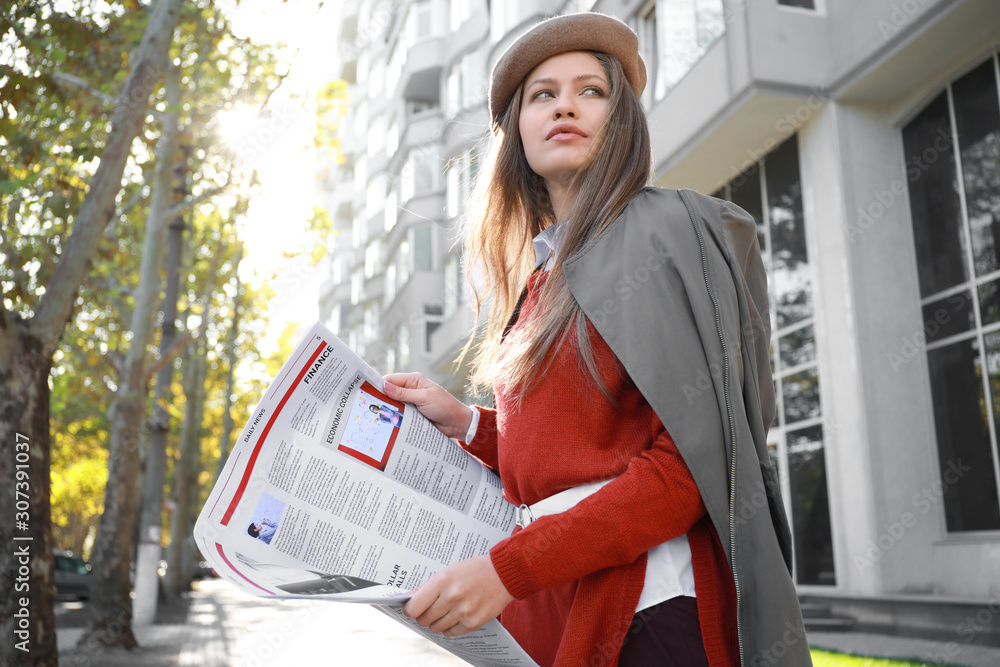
[
  {"x1": 402, "y1": 582, "x2": 437, "y2": 620},
  {"x1": 407, "y1": 587, "x2": 475, "y2": 637},
  {"x1": 401, "y1": 556, "x2": 513, "y2": 637},
  {"x1": 383, "y1": 373, "x2": 433, "y2": 404},
  {"x1": 383, "y1": 372, "x2": 471, "y2": 440},
  {"x1": 383, "y1": 372, "x2": 428, "y2": 390}
]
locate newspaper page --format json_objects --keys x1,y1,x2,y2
[{"x1": 193, "y1": 322, "x2": 538, "y2": 667}]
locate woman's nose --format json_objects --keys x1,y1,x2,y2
[{"x1": 553, "y1": 93, "x2": 578, "y2": 119}]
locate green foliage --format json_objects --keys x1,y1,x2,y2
[
  {"x1": 315, "y1": 79, "x2": 348, "y2": 161},
  {"x1": 810, "y1": 649, "x2": 950, "y2": 666},
  {"x1": 0, "y1": 0, "x2": 302, "y2": 551},
  {"x1": 1, "y1": 1, "x2": 152, "y2": 316}
]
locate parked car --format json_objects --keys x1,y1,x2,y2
[
  {"x1": 191, "y1": 560, "x2": 219, "y2": 580},
  {"x1": 53, "y1": 550, "x2": 92, "y2": 601}
]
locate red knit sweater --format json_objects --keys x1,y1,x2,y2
[{"x1": 460, "y1": 271, "x2": 740, "y2": 667}]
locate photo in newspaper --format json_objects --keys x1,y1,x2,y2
[{"x1": 193, "y1": 322, "x2": 537, "y2": 667}]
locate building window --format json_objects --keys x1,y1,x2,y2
[
  {"x1": 385, "y1": 263, "x2": 397, "y2": 306},
  {"x1": 405, "y1": 0, "x2": 435, "y2": 47},
  {"x1": 424, "y1": 304, "x2": 443, "y2": 353},
  {"x1": 366, "y1": 172, "x2": 386, "y2": 221},
  {"x1": 353, "y1": 99, "x2": 368, "y2": 137},
  {"x1": 413, "y1": 226, "x2": 434, "y2": 271},
  {"x1": 778, "y1": 0, "x2": 817, "y2": 9},
  {"x1": 636, "y1": 0, "x2": 725, "y2": 100},
  {"x1": 490, "y1": 0, "x2": 532, "y2": 44},
  {"x1": 386, "y1": 40, "x2": 404, "y2": 96},
  {"x1": 636, "y1": 1, "x2": 660, "y2": 108},
  {"x1": 364, "y1": 239, "x2": 381, "y2": 279},
  {"x1": 446, "y1": 146, "x2": 480, "y2": 219},
  {"x1": 450, "y1": 0, "x2": 479, "y2": 31},
  {"x1": 406, "y1": 99, "x2": 438, "y2": 116},
  {"x1": 385, "y1": 189, "x2": 398, "y2": 231},
  {"x1": 401, "y1": 144, "x2": 438, "y2": 203},
  {"x1": 339, "y1": 300, "x2": 350, "y2": 333},
  {"x1": 353, "y1": 154, "x2": 368, "y2": 206},
  {"x1": 351, "y1": 266, "x2": 363, "y2": 305},
  {"x1": 447, "y1": 46, "x2": 487, "y2": 118},
  {"x1": 445, "y1": 253, "x2": 461, "y2": 317},
  {"x1": 367, "y1": 113, "x2": 386, "y2": 158},
  {"x1": 387, "y1": 118, "x2": 399, "y2": 158},
  {"x1": 352, "y1": 211, "x2": 364, "y2": 249},
  {"x1": 397, "y1": 324, "x2": 410, "y2": 368},
  {"x1": 903, "y1": 52, "x2": 1000, "y2": 533},
  {"x1": 363, "y1": 303, "x2": 379, "y2": 340},
  {"x1": 331, "y1": 255, "x2": 343, "y2": 284},
  {"x1": 399, "y1": 238, "x2": 410, "y2": 286},
  {"x1": 328, "y1": 303, "x2": 342, "y2": 336},
  {"x1": 368, "y1": 55, "x2": 385, "y2": 100},
  {"x1": 715, "y1": 134, "x2": 836, "y2": 585}
]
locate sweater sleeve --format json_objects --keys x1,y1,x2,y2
[
  {"x1": 457, "y1": 406, "x2": 499, "y2": 471},
  {"x1": 489, "y1": 414, "x2": 706, "y2": 600}
]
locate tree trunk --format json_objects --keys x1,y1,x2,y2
[
  {"x1": 168, "y1": 250, "x2": 221, "y2": 595},
  {"x1": 214, "y1": 244, "x2": 243, "y2": 483},
  {"x1": 134, "y1": 141, "x2": 189, "y2": 624},
  {"x1": 169, "y1": 340, "x2": 204, "y2": 595},
  {"x1": 80, "y1": 56, "x2": 183, "y2": 650},
  {"x1": 0, "y1": 329, "x2": 56, "y2": 665},
  {"x1": 182, "y1": 350, "x2": 208, "y2": 588},
  {"x1": 0, "y1": 1, "x2": 183, "y2": 664}
]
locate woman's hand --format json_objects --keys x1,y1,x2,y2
[
  {"x1": 383, "y1": 372, "x2": 473, "y2": 440},
  {"x1": 402, "y1": 555, "x2": 515, "y2": 637}
]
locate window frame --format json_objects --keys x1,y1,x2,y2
[{"x1": 903, "y1": 51, "x2": 1000, "y2": 534}]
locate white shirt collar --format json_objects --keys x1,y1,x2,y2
[{"x1": 532, "y1": 221, "x2": 568, "y2": 270}]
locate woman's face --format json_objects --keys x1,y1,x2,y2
[{"x1": 518, "y1": 51, "x2": 610, "y2": 188}]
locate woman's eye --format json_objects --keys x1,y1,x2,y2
[
  {"x1": 532, "y1": 90, "x2": 553, "y2": 100},
  {"x1": 584, "y1": 86, "x2": 604, "y2": 96}
]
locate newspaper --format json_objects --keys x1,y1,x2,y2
[{"x1": 193, "y1": 322, "x2": 539, "y2": 667}]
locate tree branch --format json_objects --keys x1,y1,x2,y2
[
  {"x1": 0, "y1": 199, "x2": 31, "y2": 298},
  {"x1": 163, "y1": 170, "x2": 232, "y2": 220},
  {"x1": 144, "y1": 332, "x2": 192, "y2": 380},
  {"x1": 31, "y1": 0, "x2": 185, "y2": 355},
  {"x1": 105, "y1": 349, "x2": 124, "y2": 376},
  {"x1": 52, "y1": 72, "x2": 167, "y2": 122},
  {"x1": 116, "y1": 185, "x2": 148, "y2": 219}
]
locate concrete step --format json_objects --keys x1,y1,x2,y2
[
  {"x1": 804, "y1": 616, "x2": 857, "y2": 632},
  {"x1": 800, "y1": 601, "x2": 834, "y2": 618}
]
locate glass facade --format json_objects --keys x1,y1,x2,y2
[
  {"x1": 714, "y1": 134, "x2": 836, "y2": 586},
  {"x1": 632, "y1": 0, "x2": 725, "y2": 104},
  {"x1": 904, "y1": 52, "x2": 1000, "y2": 533}
]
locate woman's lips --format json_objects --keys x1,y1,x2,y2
[{"x1": 546, "y1": 123, "x2": 587, "y2": 140}]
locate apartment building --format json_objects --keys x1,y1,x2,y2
[{"x1": 319, "y1": 0, "x2": 1000, "y2": 642}]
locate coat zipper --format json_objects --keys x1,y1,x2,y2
[{"x1": 681, "y1": 191, "x2": 745, "y2": 665}]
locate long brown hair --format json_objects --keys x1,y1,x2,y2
[{"x1": 461, "y1": 50, "x2": 653, "y2": 404}]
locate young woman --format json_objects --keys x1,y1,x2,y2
[{"x1": 384, "y1": 12, "x2": 810, "y2": 667}]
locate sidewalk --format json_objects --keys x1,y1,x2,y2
[
  {"x1": 57, "y1": 578, "x2": 468, "y2": 667},
  {"x1": 807, "y1": 630, "x2": 1000, "y2": 667},
  {"x1": 56, "y1": 580, "x2": 1000, "y2": 666}
]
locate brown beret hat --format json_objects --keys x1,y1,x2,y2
[{"x1": 488, "y1": 12, "x2": 646, "y2": 125}]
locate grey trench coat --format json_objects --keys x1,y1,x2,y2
[{"x1": 563, "y1": 187, "x2": 812, "y2": 667}]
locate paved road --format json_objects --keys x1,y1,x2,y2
[{"x1": 58, "y1": 578, "x2": 470, "y2": 667}]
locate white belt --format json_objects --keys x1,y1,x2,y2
[
  {"x1": 511, "y1": 476, "x2": 697, "y2": 612},
  {"x1": 514, "y1": 478, "x2": 615, "y2": 529}
]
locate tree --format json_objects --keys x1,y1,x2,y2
[
  {"x1": 80, "y1": 61, "x2": 185, "y2": 649},
  {"x1": 79, "y1": 2, "x2": 285, "y2": 645},
  {"x1": 0, "y1": 0, "x2": 184, "y2": 663}
]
